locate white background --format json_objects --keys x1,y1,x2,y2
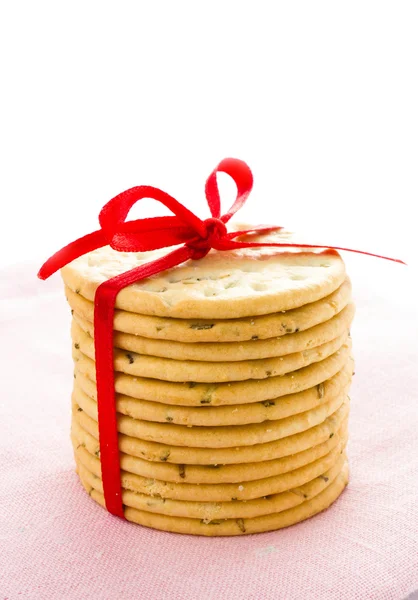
[{"x1": 1, "y1": 1, "x2": 417, "y2": 271}]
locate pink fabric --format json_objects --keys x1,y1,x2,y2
[{"x1": 1, "y1": 257, "x2": 417, "y2": 600}]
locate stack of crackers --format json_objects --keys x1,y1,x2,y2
[{"x1": 64, "y1": 231, "x2": 354, "y2": 536}]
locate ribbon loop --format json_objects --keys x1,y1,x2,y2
[
  {"x1": 99, "y1": 185, "x2": 206, "y2": 237},
  {"x1": 205, "y1": 158, "x2": 254, "y2": 223}
]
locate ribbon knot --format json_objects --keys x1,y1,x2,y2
[
  {"x1": 186, "y1": 217, "x2": 229, "y2": 259},
  {"x1": 202, "y1": 216, "x2": 228, "y2": 242}
]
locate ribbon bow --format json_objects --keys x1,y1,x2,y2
[{"x1": 38, "y1": 158, "x2": 404, "y2": 518}]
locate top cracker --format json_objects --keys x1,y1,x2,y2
[{"x1": 61, "y1": 230, "x2": 345, "y2": 319}]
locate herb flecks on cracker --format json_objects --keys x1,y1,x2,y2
[
  {"x1": 190, "y1": 323, "x2": 215, "y2": 330},
  {"x1": 201, "y1": 386, "x2": 217, "y2": 404},
  {"x1": 201, "y1": 519, "x2": 222, "y2": 525},
  {"x1": 236, "y1": 519, "x2": 246, "y2": 533},
  {"x1": 160, "y1": 450, "x2": 171, "y2": 462}
]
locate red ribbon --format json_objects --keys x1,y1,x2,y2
[{"x1": 38, "y1": 158, "x2": 404, "y2": 518}]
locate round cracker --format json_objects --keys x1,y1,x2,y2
[
  {"x1": 71, "y1": 320, "x2": 349, "y2": 383},
  {"x1": 72, "y1": 415, "x2": 348, "y2": 483},
  {"x1": 73, "y1": 344, "x2": 352, "y2": 406},
  {"x1": 76, "y1": 452, "x2": 345, "y2": 520},
  {"x1": 73, "y1": 400, "x2": 349, "y2": 465},
  {"x1": 74, "y1": 439, "x2": 343, "y2": 501},
  {"x1": 61, "y1": 230, "x2": 346, "y2": 319},
  {"x1": 65, "y1": 278, "x2": 352, "y2": 342},
  {"x1": 79, "y1": 459, "x2": 349, "y2": 535},
  {"x1": 74, "y1": 361, "x2": 352, "y2": 426},
  {"x1": 73, "y1": 385, "x2": 348, "y2": 448},
  {"x1": 72, "y1": 339, "x2": 352, "y2": 405},
  {"x1": 72, "y1": 302, "x2": 355, "y2": 362}
]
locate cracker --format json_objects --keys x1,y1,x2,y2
[
  {"x1": 74, "y1": 439, "x2": 344, "y2": 501},
  {"x1": 76, "y1": 452, "x2": 345, "y2": 520},
  {"x1": 74, "y1": 361, "x2": 352, "y2": 426},
  {"x1": 65, "y1": 277, "x2": 351, "y2": 342},
  {"x1": 79, "y1": 459, "x2": 349, "y2": 535},
  {"x1": 71, "y1": 320, "x2": 349, "y2": 383},
  {"x1": 72, "y1": 341, "x2": 352, "y2": 406},
  {"x1": 61, "y1": 230, "x2": 346, "y2": 318},
  {"x1": 72, "y1": 385, "x2": 348, "y2": 448},
  {"x1": 73, "y1": 399, "x2": 349, "y2": 465},
  {"x1": 72, "y1": 415, "x2": 348, "y2": 483},
  {"x1": 72, "y1": 302, "x2": 355, "y2": 362}
]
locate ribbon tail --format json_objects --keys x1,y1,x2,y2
[
  {"x1": 93, "y1": 245, "x2": 195, "y2": 517},
  {"x1": 37, "y1": 229, "x2": 107, "y2": 280},
  {"x1": 215, "y1": 239, "x2": 406, "y2": 265}
]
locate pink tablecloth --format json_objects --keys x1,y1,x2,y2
[{"x1": 1, "y1": 258, "x2": 417, "y2": 600}]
